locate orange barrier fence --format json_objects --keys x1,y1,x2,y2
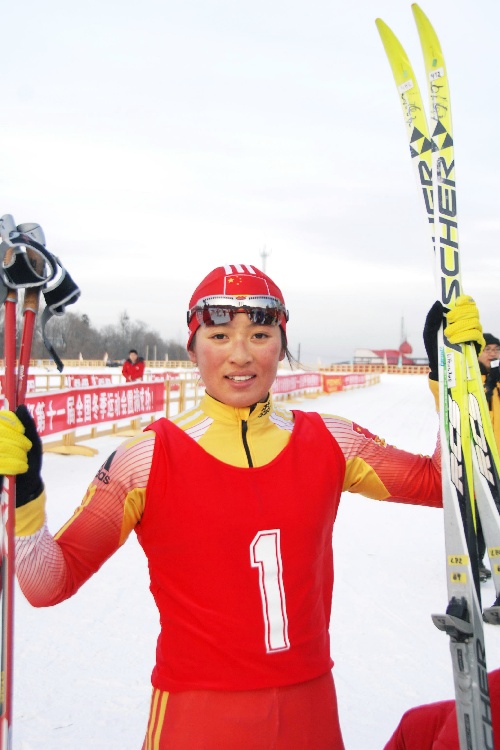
[{"x1": 320, "y1": 363, "x2": 429, "y2": 375}]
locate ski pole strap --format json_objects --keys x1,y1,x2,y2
[
  {"x1": 2, "y1": 235, "x2": 58, "y2": 288},
  {"x1": 40, "y1": 259, "x2": 81, "y2": 372},
  {"x1": 0, "y1": 235, "x2": 58, "y2": 305}
]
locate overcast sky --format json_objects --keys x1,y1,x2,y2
[{"x1": 1, "y1": 0, "x2": 499, "y2": 364}]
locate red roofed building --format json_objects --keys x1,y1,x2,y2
[
  {"x1": 353, "y1": 339, "x2": 426, "y2": 366},
  {"x1": 350, "y1": 318, "x2": 429, "y2": 367}
]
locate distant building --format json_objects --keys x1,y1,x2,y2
[{"x1": 353, "y1": 339, "x2": 428, "y2": 366}]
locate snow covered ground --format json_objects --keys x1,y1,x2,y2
[{"x1": 12, "y1": 374, "x2": 500, "y2": 749}]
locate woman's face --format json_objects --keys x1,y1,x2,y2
[{"x1": 188, "y1": 313, "x2": 286, "y2": 407}]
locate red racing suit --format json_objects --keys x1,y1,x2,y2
[{"x1": 141, "y1": 411, "x2": 344, "y2": 692}]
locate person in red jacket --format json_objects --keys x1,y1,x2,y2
[
  {"x1": 383, "y1": 669, "x2": 500, "y2": 749},
  {"x1": 1, "y1": 264, "x2": 485, "y2": 749},
  {"x1": 122, "y1": 348, "x2": 145, "y2": 381}
]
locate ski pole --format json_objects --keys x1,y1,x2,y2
[
  {"x1": 0, "y1": 218, "x2": 47, "y2": 749},
  {"x1": 0, "y1": 215, "x2": 80, "y2": 749},
  {"x1": 0, "y1": 245, "x2": 18, "y2": 750},
  {"x1": 16, "y1": 224, "x2": 46, "y2": 406}
]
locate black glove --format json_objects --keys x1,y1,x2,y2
[
  {"x1": 423, "y1": 301, "x2": 445, "y2": 382},
  {"x1": 14, "y1": 405, "x2": 44, "y2": 508},
  {"x1": 423, "y1": 296, "x2": 485, "y2": 382},
  {"x1": 484, "y1": 365, "x2": 500, "y2": 408}
]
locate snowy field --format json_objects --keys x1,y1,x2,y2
[{"x1": 12, "y1": 374, "x2": 500, "y2": 749}]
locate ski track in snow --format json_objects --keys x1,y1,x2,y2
[{"x1": 12, "y1": 373, "x2": 500, "y2": 749}]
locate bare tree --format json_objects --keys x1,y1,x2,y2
[{"x1": 21, "y1": 308, "x2": 187, "y2": 363}]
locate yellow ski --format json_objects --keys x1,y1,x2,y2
[{"x1": 377, "y1": 6, "x2": 496, "y2": 748}]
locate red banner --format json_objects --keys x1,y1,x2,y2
[
  {"x1": 272, "y1": 372, "x2": 322, "y2": 395},
  {"x1": 343, "y1": 374, "x2": 367, "y2": 387},
  {"x1": 22, "y1": 381, "x2": 165, "y2": 437}
]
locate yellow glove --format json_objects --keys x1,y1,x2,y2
[
  {"x1": 0, "y1": 410, "x2": 32, "y2": 475},
  {"x1": 444, "y1": 295, "x2": 485, "y2": 351}
]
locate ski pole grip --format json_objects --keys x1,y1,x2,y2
[
  {"x1": 0, "y1": 217, "x2": 19, "y2": 304},
  {"x1": 18, "y1": 224, "x2": 46, "y2": 314},
  {"x1": 3, "y1": 247, "x2": 17, "y2": 305}
]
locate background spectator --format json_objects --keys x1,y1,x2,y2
[{"x1": 122, "y1": 349, "x2": 145, "y2": 382}]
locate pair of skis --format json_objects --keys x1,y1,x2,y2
[
  {"x1": 377, "y1": 6, "x2": 499, "y2": 749},
  {"x1": 0, "y1": 217, "x2": 80, "y2": 749}
]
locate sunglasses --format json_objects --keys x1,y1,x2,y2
[{"x1": 188, "y1": 295, "x2": 288, "y2": 327}]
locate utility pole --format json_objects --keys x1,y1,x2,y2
[
  {"x1": 400, "y1": 315, "x2": 406, "y2": 345},
  {"x1": 260, "y1": 245, "x2": 271, "y2": 273}
]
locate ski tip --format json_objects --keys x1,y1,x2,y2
[
  {"x1": 375, "y1": 17, "x2": 398, "y2": 47},
  {"x1": 412, "y1": 4, "x2": 435, "y2": 35},
  {"x1": 375, "y1": 17, "x2": 391, "y2": 34},
  {"x1": 374, "y1": 16, "x2": 413, "y2": 74},
  {"x1": 412, "y1": 4, "x2": 424, "y2": 23},
  {"x1": 375, "y1": 18, "x2": 391, "y2": 41},
  {"x1": 411, "y1": 3, "x2": 425, "y2": 17},
  {"x1": 411, "y1": 3, "x2": 445, "y2": 74}
]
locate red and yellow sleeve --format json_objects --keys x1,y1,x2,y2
[
  {"x1": 322, "y1": 415, "x2": 442, "y2": 507},
  {"x1": 15, "y1": 431, "x2": 155, "y2": 606}
]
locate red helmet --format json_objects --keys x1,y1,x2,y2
[{"x1": 187, "y1": 264, "x2": 288, "y2": 349}]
